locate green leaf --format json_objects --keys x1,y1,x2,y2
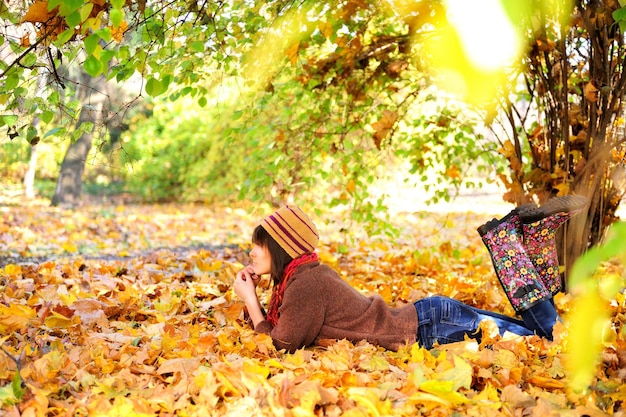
[
  {"x1": 48, "y1": 0, "x2": 62, "y2": 11},
  {"x1": 58, "y1": 0, "x2": 83, "y2": 15},
  {"x1": 44, "y1": 127, "x2": 65, "y2": 138},
  {"x1": 26, "y1": 125, "x2": 38, "y2": 141},
  {"x1": 110, "y1": 8, "x2": 123, "y2": 28},
  {"x1": 100, "y1": 49, "x2": 115, "y2": 65},
  {"x1": 0, "y1": 372, "x2": 24, "y2": 406},
  {"x1": 21, "y1": 53, "x2": 37, "y2": 67},
  {"x1": 84, "y1": 33, "x2": 100, "y2": 55},
  {"x1": 198, "y1": 96, "x2": 207, "y2": 107},
  {"x1": 111, "y1": 0, "x2": 125, "y2": 8},
  {"x1": 79, "y1": 2, "x2": 93, "y2": 22},
  {"x1": 612, "y1": 7, "x2": 626, "y2": 22},
  {"x1": 191, "y1": 41, "x2": 205, "y2": 53},
  {"x1": 12, "y1": 371, "x2": 24, "y2": 401},
  {"x1": 83, "y1": 55, "x2": 103, "y2": 77},
  {"x1": 65, "y1": 11, "x2": 81, "y2": 28},
  {"x1": 0, "y1": 115, "x2": 18, "y2": 127},
  {"x1": 6, "y1": 73, "x2": 19, "y2": 90},
  {"x1": 145, "y1": 77, "x2": 165, "y2": 97},
  {"x1": 161, "y1": 75, "x2": 172, "y2": 90},
  {"x1": 95, "y1": 28, "x2": 111, "y2": 42},
  {"x1": 55, "y1": 28, "x2": 75, "y2": 46},
  {"x1": 41, "y1": 110, "x2": 55, "y2": 124}
]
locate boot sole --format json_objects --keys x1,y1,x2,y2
[
  {"x1": 476, "y1": 195, "x2": 588, "y2": 236},
  {"x1": 518, "y1": 195, "x2": 588, "y2": 223}
]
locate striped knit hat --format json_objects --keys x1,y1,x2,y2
[{"x1": 261, "y1": 205, "x2": 319, "y2": 258}]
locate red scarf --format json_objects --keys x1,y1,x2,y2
[{"x1": 266, "y1": 252, "x2": 318, "y2": 326}]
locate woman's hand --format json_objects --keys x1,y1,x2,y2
[
  {"x1": 234, "y1": 265, "x2": 265, "y2": 327},
  {"x1": 234, "y1": 266, "x2": 257, "y2": 302},
  {"x1": 237, "y1": 265, "x2": 261, "y2": 287}
]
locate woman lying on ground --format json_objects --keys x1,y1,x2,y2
[{"x1": 233, "y1": 196, "x2": 588, "y2": 352}]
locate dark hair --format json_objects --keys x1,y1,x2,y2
[{"x1": 251, "y1": 225, "x2": 294, "y2": 284}]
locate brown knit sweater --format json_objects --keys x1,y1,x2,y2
[{"x1": 254, "y1": 261, "x2": 418, "y2": 352}]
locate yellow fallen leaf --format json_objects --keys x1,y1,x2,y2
[
  {"x1": 346, "y1": 387, "x2": 392, "y2": 417},
  {"x1": 44, "y1": 311, "x2": 80, "y2": 328},
  {"x1": 0, "y1": 304, "x2": 36, "y2": 332},
  {"x1": 419, "y1": 379, "x2": 469, "y2": 405},
  {"x1": 2, "y1": 264, "x2": 22, "y2": 277},
  {"x1": 156, "y1": 357, "x2": 201, "y2": 375},
  {"x1": 526, "y1": 375, "x2": 566, "y2": 390},
  {"x1": 62, "y1": 241, "x2": 78, "y2": 253}
]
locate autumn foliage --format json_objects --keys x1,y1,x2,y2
[{"x1": 1, "y1": 200, "x2": 625, "y2": 416}]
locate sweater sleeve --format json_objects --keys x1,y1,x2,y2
[{"x1": 254, "y1": 275, "x2": 325, "y2": 353}]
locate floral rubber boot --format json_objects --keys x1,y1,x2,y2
[
  {"x1": 518, "y1": 195, "x2": 588, "y2": 295},
  {"x1": 477, "y1": 210, "x2": 551, "y2": 314}
]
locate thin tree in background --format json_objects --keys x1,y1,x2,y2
[{"x1": 51, "y1": 70, "x2": 107, "y2": 207}]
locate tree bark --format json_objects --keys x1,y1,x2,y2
[
  {"x1": 51, "y1": 70, "x2": 107, "y2": 207},
  {"x1": 24, "y1": 144, "x2": 37, "y2": 199},
  {"x1": 24, "y1": 68, "x2": 48, "y2": 199}
]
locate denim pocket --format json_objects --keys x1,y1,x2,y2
[{"x1": 438, "y1": 297, "x2": 478, "y2": 328}]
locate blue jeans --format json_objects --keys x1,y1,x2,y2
[{"x1": 413, "y1": 296, "x2": 557, "y2": 349}]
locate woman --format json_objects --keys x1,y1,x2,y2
[{"x1": 233, "y1": 197, "x2": 587, "y2": 352}]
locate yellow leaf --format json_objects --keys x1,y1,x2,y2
[
  {"x1": 62, "y1": 241, "x2": 78, "y2": 253},
  {"x1": 565, "y1": 289, "x2": 611, "y2": 392},
  {"x1": 474, "y1": 383, "x2": 502, "y2": 404},
  {"x1": 319, "y1": 21, "x2": 333, "y2": 38},
  {"x1": 552, "y1": 182, "x2": 570, "y2": 196},
  {"x1": 445, "y1": 165, "x2": 461, "y2": 180},
  {"x1": 0, "y1": 304, "x2": 36, "y2": 332},
  {"x1": 408, "y1": 391, "x2": 451, "y2": 407},
  {"x1": 33, "y1": 351, "x2": 67, "y2": 380},
  {"x1": 346, "y1": 387, "x2": 392, "y2": 417},
  {"x1": 285, "y1": 41, "x2": 300, "y2": 65},
  {"x1": 111, "y1": 20, "x2": 127, "y2": 43},
  {"x1": 57, "y1": 292, "x2": 77, "y2": 307},
  {"x1": 410, "y1": 343, "x2": 425, "y2": 362},
  {"x1": 2, "y1": 264, "x2": 22, "y2": 276},
  {"x1": 243, "y1": 358, "x2": 270, "y2": 380},
  {"x1": 214, "y1": 369, "x2": 242, "y2": 398},
  {"x1": 359, "y1": 354, "x2": 390, "y2": 372},
  {"x1": 44, "y1": 311, "x2": 80, "y2": 328},
  {"x1": 156, "y1": 357, "x2": 201, "y2": 375},
  {"x1": 85, "y1": 14, "x2": 103, "y2": 32},
  {"x1": 493, "y1": 349, "x2": 518, "y2": 369},
  {"x1": 437, "y1": 354, "x2": 473, "y2": 391},
  {"x1": 419, "y1": 379, "x2": 469, "y2": 405},
  {"x1": 526, "y1": 375, "x2": 565, "y2": 389},
  {"x1": 196, "y1": 259, "x2": 222, "y2": 272},
  {"x1": 377, "y1": 285, "x2": 393, "y2": 303},
  {"x1": 346, "y1": 179, "x2": 356, "y2": 194}
]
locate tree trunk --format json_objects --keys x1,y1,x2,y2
[
  {"x1": 51, "y1": 70, "x2": 107, "y2": 207},
  {"x1": 24, "y1": 68, "x2": 48, "y2": 199},
  {"x1": 24, "y1": 144, "x2": 37, "y2": 199}
]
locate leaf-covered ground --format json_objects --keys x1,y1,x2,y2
[{"x1": 1, "y1": 198, "x2": 625, "y2": 416}]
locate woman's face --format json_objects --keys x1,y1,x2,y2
[{"x1": 250, "y1": 243, "x2": 272, "y2": 276}]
